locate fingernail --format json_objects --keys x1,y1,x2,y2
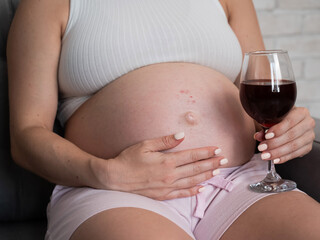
[
  {"x1": 258, "y1": 143, "x2": 268, "y2": 152},
  {"x1": 273, "y1": 158, "x2": 281, "y2": 164},
  {"x1": 214, "y1": 148, "x2": 222, "y2": 155},
  {"x1": 265, "y1": 132, "x2": 275, "y2": 140},
  {"x1": 212, "y1": 169, "x2": 220, "y2": 176},
  {"x1": 253, "y1": 132, "x2": 259, "y2": 139},
  {"x1": 261, "y1": 152, "x2": 271, "y2": 160},
  {"x1": 198, "y1": 186, "x2": 206, "y2": 193},
  {"x1": 220, "y1": 158, "x2": 228, "y2": 166},
  {"x1": 174, "y1": 132, "x2": 185, "y2": 140}
]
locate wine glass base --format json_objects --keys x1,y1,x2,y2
[{"x1": 250, "y1": 179, "x2": 297, "y2": 193}]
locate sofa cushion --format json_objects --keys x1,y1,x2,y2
[{"x1": 0, "y1": 220, "x2": 46, "y2": 240}]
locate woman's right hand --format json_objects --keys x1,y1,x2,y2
[{"x1": 91, "y1": 132, "x2": 227, "y2": 200}]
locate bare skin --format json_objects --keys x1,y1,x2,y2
[
  {"x1": 70, "y1": 192, "x2": 320, "y2": 240},
  {"x1": 7, "y1": 0, "x2": 318, "y2": 239},
  {"x1": 65, "y1": 62, "x2": 256, "y2": 166},
  {"x1": 70, "y1": 208, "x2": 194, "y2": 240},
  {"x1": 221, "y1": 191, "x2": 320, "y2": 240}
]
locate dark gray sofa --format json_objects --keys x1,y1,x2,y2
[{"x1": 1, "y1": 1, "x2": 319, "y2": 239}]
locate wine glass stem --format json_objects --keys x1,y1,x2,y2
[
  {"x1": 263, "y1": 127, "x2": 281, "y2": 183},
  {"x1": 268, "y1": 159, "x2": 274, "y2": 173},
  {"x1": 265, "y1": 160, "x2": 281, "y2": 182}
]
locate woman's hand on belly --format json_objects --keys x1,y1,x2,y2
[{"x1": 92, "y1": 132, "x2": 226, "y2": 201}]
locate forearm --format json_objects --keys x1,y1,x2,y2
[{"x1": 10, "y1": 126, "x2": 108, "y2": 189}]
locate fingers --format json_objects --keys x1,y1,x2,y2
[
  {"x1": 163, "y1": 146, "x2": 225, "y2": 186},
  {"x1": 170, "y1": 146, "x2": 222, "y2": 167},
  {"x1": 154, "y1": 155, "x2": 226, "y2": 200},
  {"x1": 141, "y1": 132, "x2": 223, "y2": 167},
  {"x1": 130, "y1": 148, "x2": 225, "y2": 200},
  {"x1": 174, "y1": 156, "x2": 226, "y2": 180},
  {"x1": 171, "y1": 169, "x2": 220, "y2": 189},
  {"x1": 258, "y1": 130, "x2": 314, "y2": 163},
  {"x1": 272, "y1": 144, "x2": 313, "y2": 164},
  {"x1": 141, "y1": 132, "x2": 185, "y2": 152},
  {"x1": 267, "y1": 107, "x2": 311, "y2": 139},
  {"x1": 134, "y1": 172, "x2": 216, "y2": 201},
  {"x1": 258, "y1": 117, "x2": 314, "y2": 151},
  {"x1": 163, "y1": 186, "x2": 204, "y2": 200},
  {"x1": 118, "y1": 132, "x2": 227, "y2": 201},
  {"x1": 132, "y1": 168, "x2": 215, "y2": 200},
  {"x1": 254, "y1": 130, "x2": 265, "y2": 142},
  {"x1": 256, "y1": 107, "x2": 315, "y2": 163},
  {"x1": 149, "y1": 148, "x2": 224, "y2": 188}
]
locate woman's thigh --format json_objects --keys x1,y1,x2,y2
[
  {"x1": 70, "y1": 207, "x2": 194, "y2": 240},
  {"x1": 221, "y1": 191, "x2": 320, "y2": 240}
]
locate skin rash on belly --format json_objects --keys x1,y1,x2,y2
[{"x1": 64, "y1": 63, "x2": 256, "y2": 167}]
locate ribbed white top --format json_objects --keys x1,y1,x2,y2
[{"x1": 57, "y1": 0, "x2": 243, "y2": 126}]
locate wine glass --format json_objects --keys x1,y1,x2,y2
[{"x1": 239, "y1": 50, "x2": 297, "y2": 193}]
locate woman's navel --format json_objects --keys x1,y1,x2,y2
[{"x1": 184, "y1": 111, "x2": 198, "y2": 125}]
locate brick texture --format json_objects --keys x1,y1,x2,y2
[{"x1": 253, "y1": 0, "x2": 320, "y2": 118}]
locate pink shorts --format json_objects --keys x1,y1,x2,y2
[{"x1": 45, "y1": 154, "x2": 301, "y2": 240}]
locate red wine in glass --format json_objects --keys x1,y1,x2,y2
[
  {"x1": 240, "y1": 79, "x2": 297, "y2": 128},
  {"x1": 239, "y1": 50, "x2": 297, "y2": 193}
]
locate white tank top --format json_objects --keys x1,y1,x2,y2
[{"x1": 58, "y1": 0, "x2": 243, "y2": 126}]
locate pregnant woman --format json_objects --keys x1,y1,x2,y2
[{"x1": 7, "y1": 0, "x2": 319, "y2": 239}]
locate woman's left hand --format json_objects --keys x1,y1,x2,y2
[{"x1": 254, "y1": 107, "x2": 316, "y2": 164}]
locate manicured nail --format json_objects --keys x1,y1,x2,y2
[
  {"x1": 220, "y1": 158, "x2": 228, "y2": 166},
  {"x1": 273, "y1": 158, "x2": 281, "y2": 164},
  {"x1": 174, "y1": 132, "x2": 185, "y2": 140},
  {"x1": 212, "y1": 169, "x2": 220, "y2": 176},
  {"x1": 198, "y1": 186, "x2": 206, "y2": 193},
  {"x1": 258, "y1": 143, "x2": 268, "y2": 152},
  {"x1": 265, "y1": 132, "x2": 275, "y2": 140},
  {"x1": 214, "y1": 148, "x2": 222, "y2": 155},
  {"x1": 261, "y1": 152, "x2": 271, "y2": 160},
  {"x1": 253, "y1": 132, "x2": 259, "y2": 140}
]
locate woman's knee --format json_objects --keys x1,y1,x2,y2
[
  {"x1": 221, "y1": 191, "x2": 320, "y2": 240},
  {"x1": 70, "y1": 207, "x2": 194, "y2": 240}
]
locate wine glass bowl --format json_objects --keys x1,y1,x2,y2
[
  {"x1": 240, "y1": 79, "x2": 297, "y2": 128},
  {"x1": 239, "y1": 50, "x2": 297, "y2": 193}
]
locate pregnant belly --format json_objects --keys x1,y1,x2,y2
[{"x1": 64, "y1": 63, "x2": 256, "y2": 167}]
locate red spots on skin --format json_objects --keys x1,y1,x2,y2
[
  {"x1": 180, "y1": 90, "x2": 190, "y2": 94},
  {"x1": 179, "y1": 90, "x2": 196, "y2": 104}
]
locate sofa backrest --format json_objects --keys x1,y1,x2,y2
[{"x1": 0, "y1": 0, "x2": 55, "y2": 222}]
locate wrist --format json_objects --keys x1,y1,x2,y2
[{"x1": 87, "y1": 156, "x2": 114, "y2": 190}]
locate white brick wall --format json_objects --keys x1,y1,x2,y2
[{"x1": 253, "y1": 0, "x2": 320, "y2": 119}]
